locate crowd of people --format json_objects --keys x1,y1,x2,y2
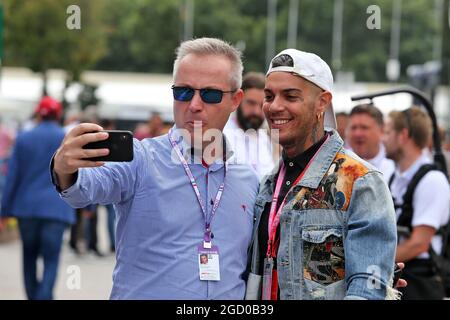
[{"x1": 0, "y1": 37, "x2": 449, "y2": 300}]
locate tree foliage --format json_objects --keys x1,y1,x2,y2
[
  {"x1": 2, "y1": 0, "x2": 446, "y2": 83},
  {"x1": 3, "y1": 0, "x2": 106, "y2": 84}
]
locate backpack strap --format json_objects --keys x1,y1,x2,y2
[
  {"x1": 388, "y1": 172, "x2": 395, "y2": 189},
  {"x1": 392, "y1": 163, "x2": 450, "y2": 276},
  {"x1": 396, "y1": 164, "x2": 438, "y2": 234},
  {"x1": 388, "y1": 173, "x2": 402, "y2": 212}
]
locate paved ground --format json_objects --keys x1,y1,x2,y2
[{"x1": 0, "y1": 207, "x2": 115, "y2": 300}]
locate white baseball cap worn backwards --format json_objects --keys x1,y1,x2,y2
[{"x1": 266, "y1": 48, "x2": 337, "y2": 129}]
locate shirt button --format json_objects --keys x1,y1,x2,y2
[
  {"x1": 286, "y1": 181, "x2": 291, "y2": 186},
  {"x1": 289, "y1": 162, "x2": 294, "y2": 167}
]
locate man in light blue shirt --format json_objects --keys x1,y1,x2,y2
[{"x1": 51, "y1": 38, "x2": 259, "y2": 299}]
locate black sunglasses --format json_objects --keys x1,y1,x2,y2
[{"x1": 171, "y1": 85, "x2": 236, "y2": 104}]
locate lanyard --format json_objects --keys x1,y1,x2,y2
[
  {"x1": 168, "y1": 129, "x2": 226, "y2": 245},
  {"x1": 266, "y1": 163, "x2": 304, "y2": 257},
  {"x1": 266, "y1": 134, "x2": 330, "y2": 258}
]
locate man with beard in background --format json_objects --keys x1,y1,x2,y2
[{"x1": 224, "y1": 72, "x2": 276, "y2": 180}]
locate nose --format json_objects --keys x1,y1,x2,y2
[
  {"x1": 188, "y1": 90, "x2": 204, "y2": 113},
  {"x1": 267, "y1": 95, "x2": 285, "y2": 114},
  {"x1": 254, "y1": 103, "x2": 264, "y2": 117},
  {"x1": 351, "y1": 127, "x2": 364, "y2": 138}
]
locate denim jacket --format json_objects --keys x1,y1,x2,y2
[{"x1": 246, "y1": 130, "x2": 398, "y2": 300}]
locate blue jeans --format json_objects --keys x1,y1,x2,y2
[{"x1": 18, "y1": 218, "x2": 67, "y2": 300}]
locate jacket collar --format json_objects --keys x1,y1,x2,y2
[{"x1": 259, "y1": 129, "x2": 343, "y2": 202}]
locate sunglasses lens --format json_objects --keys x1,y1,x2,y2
[
  {"x1": 201, "y1": 89, "x2": 223, "y2": 104},
  {"x1": 172, "y1": 87, "x2": 194, "y2": 101}
]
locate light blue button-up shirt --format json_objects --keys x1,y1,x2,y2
[{"x1": 58, "y1": 128, "x2": 259, "y2": 299}]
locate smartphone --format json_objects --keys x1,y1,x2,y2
[{"x1": 83, "y1": 130, "x2": 134, "y2": 162}]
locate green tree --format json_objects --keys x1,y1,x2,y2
[
  {"x1": 95, "y1": 0, "x2": 181, "y2": 73},
  {"x1": 441, "y1": 0, "x2": 450, "y2": 85},
  {"x1": 3, "y1": 0, "x2": 443, "y2": 85},
  {"x1": 3, "y1": 0, "x2": 106, "y2": 96},
  {"x1": 94, "y1": 0, "x2": 139, "y2": 71}
]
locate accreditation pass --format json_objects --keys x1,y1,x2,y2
[{"x1": 198, "y1": 245, "x2": 220, "y2": 281}]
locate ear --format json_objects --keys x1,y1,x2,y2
[
  {"x1": 230, "y1": 89, "x2": 244, "y2": 113},
  {"x1": 316, "y1": 91, "x2": 332, "y2": 115},
  {"x1": 399, "y1": 127, "x2": 410, "y2": 143}
]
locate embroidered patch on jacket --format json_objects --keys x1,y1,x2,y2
[
  {"x1": 291, "y1": 153, "x2": 369, "y2": 211},
  {"x1": 303, "y1": 235, "x2": 345, "y2": 285}
]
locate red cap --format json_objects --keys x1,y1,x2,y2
[{"x1": 35, "y1": 96, "x2": 62, "y2": 119}]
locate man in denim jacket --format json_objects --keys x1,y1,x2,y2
[{"x1": 245, "y1": 49, "x2": 399, "y2": 300}]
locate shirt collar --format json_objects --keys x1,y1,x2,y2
[
  {"x1": 394, "y1": 153, "x2": 431, "y2": 182},
  {"x1": 281, "y1": 133, "x2": 328, "y2": 171},
  {"x1": 367, "y1": 144, "x2": 386, "y2": 168},
  {"x1": 263, "y1": 129, "x2": 343, "y2": 191}
]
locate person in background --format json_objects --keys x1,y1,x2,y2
[
  {"x1": 0, "y1": 116, "x2": 16, "y2": 203},
  {"x1": 0, "y1": 116, "x2": 16, "y2": 161},
  {"x1": 347, "y1": 104, "x2": 395, "y2": 183},
  {"x1": 100, "y1": 118, "x2": 117, "y2": 253},
  {"x1": 69, "y1": 107, "x2": 104, "y2": 256},
  {"x1": 335, "y1": 111, "x2": 349, "y2": 147},
  {"x1": 0, "y1": 96, "x2": 74, "y2": 300},
  {"x1": 82, "y1": 204, "x2": 104, "y2": 256},
  {"x1": 21, "y1": 113, "x2": 38, "y2": 132},
  {"x1": 384, "y1": 107, "x2": 450, "y2": 300},
  {"x1": 63, "y1": 109, "x2": 82, "y2": 134},
  {"x1": 224, "y1": 72, "x2": 276, "y2": 180},
  {"x1": 134, "y1": 113, "x2": 164, "y2": 140},
  {"x1": 0, "y1": 117, "x2": 17, "y2": 232}
]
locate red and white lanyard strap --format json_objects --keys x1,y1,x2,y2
[
  {"x1": 266, "y1": 134, "x2": 330, "y2": 258},
  {"x1": 266, "y1": 163, "x2": 304, "y2": 258},
  {"x1": 168, "y1": 129, "x2": 226, "y2": 245}
]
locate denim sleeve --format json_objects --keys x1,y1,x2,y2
[
  {"x1": 344, "y1": 171, "x2": 398, "y2": 300},
  {"x1": 59, "y1": 139, "x2": 143, "y2": 209}
]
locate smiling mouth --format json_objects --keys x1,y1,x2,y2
[{"x1": 271, "y1": 119, "x2": 292, "y2": 125}]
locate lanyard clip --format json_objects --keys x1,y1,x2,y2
[
  {"x1": 204, "y1": 228, "x2": 213, "y2": 248},
  {"x1": 203, "y1": 241, "x2": 212, "y2": 249}
]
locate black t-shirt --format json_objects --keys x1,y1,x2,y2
[{"x1": 257, "y1": 133, "x2": 328, "y2": 276}]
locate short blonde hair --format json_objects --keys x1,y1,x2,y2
[
  {"x1": 173, "y1": 38, "x2": 243, "y2": 90},
  {"x1": 388, "y1": 107, "x2": 432, "y2": 149}
]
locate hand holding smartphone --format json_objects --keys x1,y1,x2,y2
[
  {"x1": 393, "y1": 263, "x2": 403, "y2": 288},
  {"x1": 83, "y1": 130, "x2": 134, "y2": 162}
]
